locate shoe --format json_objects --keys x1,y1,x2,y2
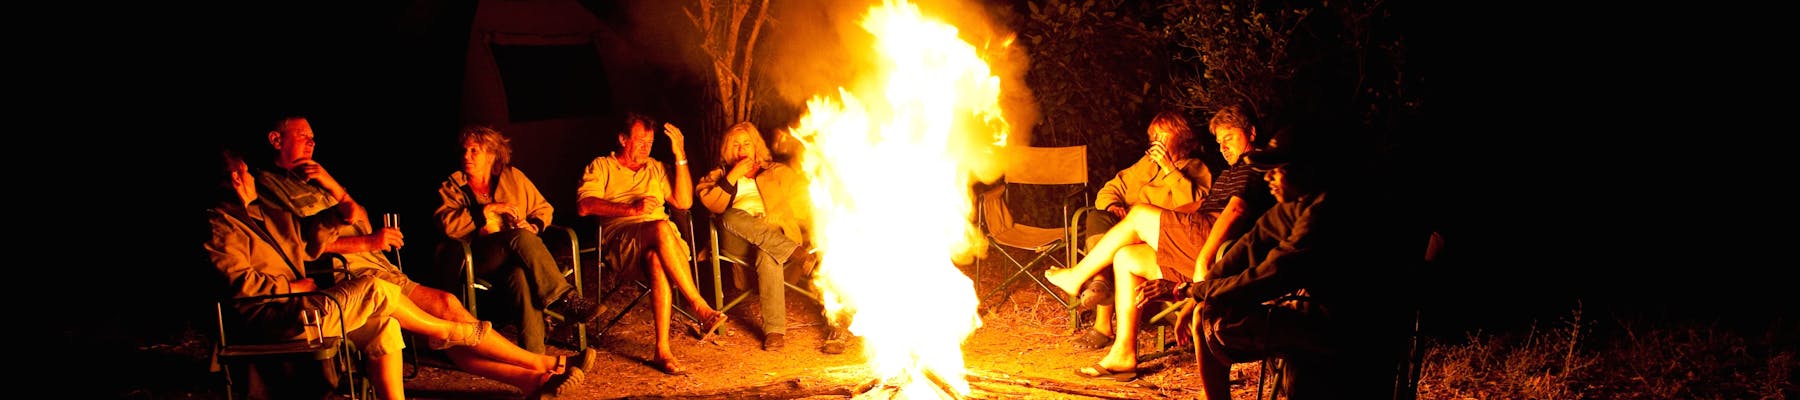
[
  {"x1": 548, "y1": 293, "x2": 604, "y2": 324},
  {"x1": 530, "y1": 366, "x2": 583, "y2": 399},
  {"x1": 763, "y1": 333, "x2": 786, "y2": 351},
  {"x1": 1073, "y1": 363, "x2": 1137, "y2": 381},
  {"x1": 1076, "y1": 276, "x2": 1113, "y2": 311},
  {"x1": 1069, "y1": 328, "x2": 1114, "y2": 350},
  {"x1": 786, "y1": 248, "x2": 820, "y2": 274},
  {"x1": 821, "y1": 327, "x2": 852, "y2": 354},
  {"x1": 566, "y1": 347, "x2": 599, "y2": 372}
]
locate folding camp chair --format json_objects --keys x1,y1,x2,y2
[
  {"x1": 696, "y1": 207, "x2": 824, "y2": 332},
  {"x1": 973, "y1": 145, "x2": 1088, "y2": 316},
  {"x1": 439, "y1": 224, "x2": 588, "y2": 352},
  {"x1": 589, "y1": 207, "x2": 707, "y2": 338},
  {"x1": 211, "y1": 264, "x2": 371, "y2": 400}
]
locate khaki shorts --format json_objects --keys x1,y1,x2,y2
[
  {"x1": 1156, "y1": 210, "x2": 1217, "y2": 280},
  {"x1": 602, "y1": 220, "x2": 692, "y2": 280}
]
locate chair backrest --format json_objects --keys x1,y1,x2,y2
[
  {"x1": 980, "y1": 145, "x2": 1089, "y2": 233},
  {"x1": 999, "y1": 145, "x2": 1088, "y2": 185}
]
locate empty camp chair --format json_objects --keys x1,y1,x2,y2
[{"x1": 973, "y1": 145, "x2": 1089, "y2": 316}]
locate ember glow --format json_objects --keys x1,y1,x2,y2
[{"x1": 787, "y1": 0, "x2": 1019, "y2": 397}]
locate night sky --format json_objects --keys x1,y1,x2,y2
[{"x1": 63, "y1": 0, "x2": 1792, "y2": 348}]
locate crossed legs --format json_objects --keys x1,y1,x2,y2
[
  {"x1": 1048, "y1": 204, "x2": 1166, "y2": 299},
  {"x1": 643, "y1": 220, "x2": 724, "y2": 370},
  {"x1": 1092, "y1": 244, "x2": 1161, "y2": 374}
]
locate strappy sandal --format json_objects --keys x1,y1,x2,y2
[{"x1": 694, "y1": 311, "x2": 729, "y2": 341}]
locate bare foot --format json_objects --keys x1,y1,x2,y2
[{"x1": 1045, "y1": 268, "x2": 1082, "y2": 298}]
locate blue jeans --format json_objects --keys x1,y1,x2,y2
[{"x1": 718, "y1": 208, "x2": 802, "y2": 335}]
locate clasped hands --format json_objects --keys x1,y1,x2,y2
[
  {"x1": 480, "y1": 203, "x2": 534, "y2": 234},
  {"x1": 1134, "y1": 278, "x2": 1197, "y2": 308}
]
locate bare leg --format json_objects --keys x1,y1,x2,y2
[
  {"x1": 1196, "y1": 334, "x2": 1232, "y2": 400},
  {"x1": 649, "y1": 255, "x2": 677, "y2": 361},
  {"x1": 1097, "y1": 244, "x2": 1161, "y2": 371},
  {"x1": 654, "y1": 221, "x2": 716, "y2": 315},
  {"x1": 452, "y1": 356, "x2": 558, "y2": 394},
  {"x1": 368, "y1": 351, "x2": 405, "y2": 399},
  {"x1": 408, "y1": 287, "x2": 558, "y2": 386},
  {"x1": 373, "y1": 282, "x2": 559, "y2": 389},
  {"x1": 1092, "y1": 304, "x2": 1115, "y2": 336},
  {"x1": 1049, "y1": 205, "x2": 1165, "y2": 297}
]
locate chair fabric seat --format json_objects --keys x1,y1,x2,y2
[{"x1": 989, "y1": 223, "x2": 1065, "y2": 251}]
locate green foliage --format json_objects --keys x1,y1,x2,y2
[
  {"x1": 1159, "y1": 0, "x2": 1425, "y2": 157},
  {"x1": 1018, "y1": 0, "x2": 1166, "y2": 185}
]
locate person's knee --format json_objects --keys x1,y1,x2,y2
[
  {"x1": 1124, "y1": 204, "x2": 1161, "y2": 222},
  {"x1": 359, "y1": 317, "x2": 404, "y2": 358}
]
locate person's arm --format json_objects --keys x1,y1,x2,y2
[
  {"x1": 666, "y1": 123, "x2": 694, "y2": 211},
  {"x1": 695, "y1": 167, "x2": 735, "y2": 215},
  {"x1": 435, "y1": 173, "x2": 477, "y2": 240},
  {"x1": 1190, "y1": 202, "x2": 1318, "y2": 304},
  {"x1": 511, "y1": 168, "x2": 553, "y2": 234},
  {"x1": 293, "y1": 159, "x2": 368, "y2": 228},
  {"x1": 206, "y1": 211, "x2": 292, "y2": 297},
  {"x1": 1191, "y1": 195, "x2": 1250, "y2": 282},
  {"x1": 1094, "y1": 158, "x2": 1149, "y2": 215},
  {"x1": 1150, "y1": 158, "x2": 1209, "y2": 209},
  {"x1": 576, "y1": 158, "x2": 644, "y2": 218}
]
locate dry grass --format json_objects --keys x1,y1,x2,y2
[{"x1": 1418, "y1": 304, "x2": 1795, "y2": 400}]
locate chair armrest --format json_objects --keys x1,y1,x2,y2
[
  {"x1": 543, "y1": 224, "x2": 582, "y2": 294},
  {"x1": 304, "y1": 253, "x2": 351, "y2": 286},
  {"x1": 1067, "y1": 205, "x2": 1101, "y2": 263},
  {"x1": 215, "y1": 291, "x2": 347, "y2": 348}
]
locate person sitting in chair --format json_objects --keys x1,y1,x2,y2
[
  {"x1": 696, "y1": 122, "x2": 823, "y2": 352},
  {"x1": 1160, "y1": 128, "x2": 1414, "y2": 398},
  {"x1": 207, "y1": 147, "x2": 589, "y2": 399},
  {"x1": 1047, "y1": 104, "x2": 1274, "y2": 346},
  {"x1": 434, "y1": 125, "x2": 605, "y2": 353},
  {"x1": 576, "y1": 112, "x2": 727, "y2": 375},
  {"x1": 1068, "y1": 110, "x2": 1216, "y2": 349},
  {"x1": 254, "y1": 115, "x2": 597, "y2": 376}
]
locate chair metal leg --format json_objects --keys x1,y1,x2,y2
[{"x1": 977, "y1": 243, "x2": 1070, "y2": 315}]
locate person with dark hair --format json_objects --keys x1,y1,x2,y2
[
  {"x1": 207, "y1": 147, "x2": 587, "y2": 399},
  {"x1": 1068, "y1": 110, "x2": 1217, "y2": 349},
  {"x1": 434, "y1": 125, "x2": 604, "y2": 354},
  {"x1": 575, "y1": 112, "x2": 726, "y2": 375},
  {"x1": 696, "y1": 121, "x2": 824, "y2": 352},
  {"x1": 1049, "y1": 104, "x2": 1275, "y2": 357},
  {"x1": 1159, "y1": 129, "x2": 1416, "y2": 398}
]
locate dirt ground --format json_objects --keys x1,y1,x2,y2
[{"x1": 112, "y1": 250, "x2": 1274, "y2": 399}]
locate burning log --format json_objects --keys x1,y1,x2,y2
[{"x1": 633, "y1": 368, "x2": 1192, "y2": 399}]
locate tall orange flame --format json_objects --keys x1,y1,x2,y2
[{"x1": 786, "y1": 0, "x2": 1016, "y2": 397}]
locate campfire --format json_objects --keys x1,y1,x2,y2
[{"x1": 786, "y1": 0, "x2": 1021, "y2": 398}]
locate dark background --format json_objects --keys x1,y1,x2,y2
[{"x1": 51, "y1": 0, "x2": 1790, "y2": 367}]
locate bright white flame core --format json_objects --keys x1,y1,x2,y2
[{"x1": 786, "y1": 0, "x2": 1015, "y2": 397}]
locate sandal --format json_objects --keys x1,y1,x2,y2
[
  {"x1": 694, "y1": 311, "x2": 729, "y2": 341},
  {"x1": 1073, "y1": 363, "x2": 1137, "y2": 381},
  {"x1": 1069, "y1": 328, "x2": 1114, "y2": 350}
]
